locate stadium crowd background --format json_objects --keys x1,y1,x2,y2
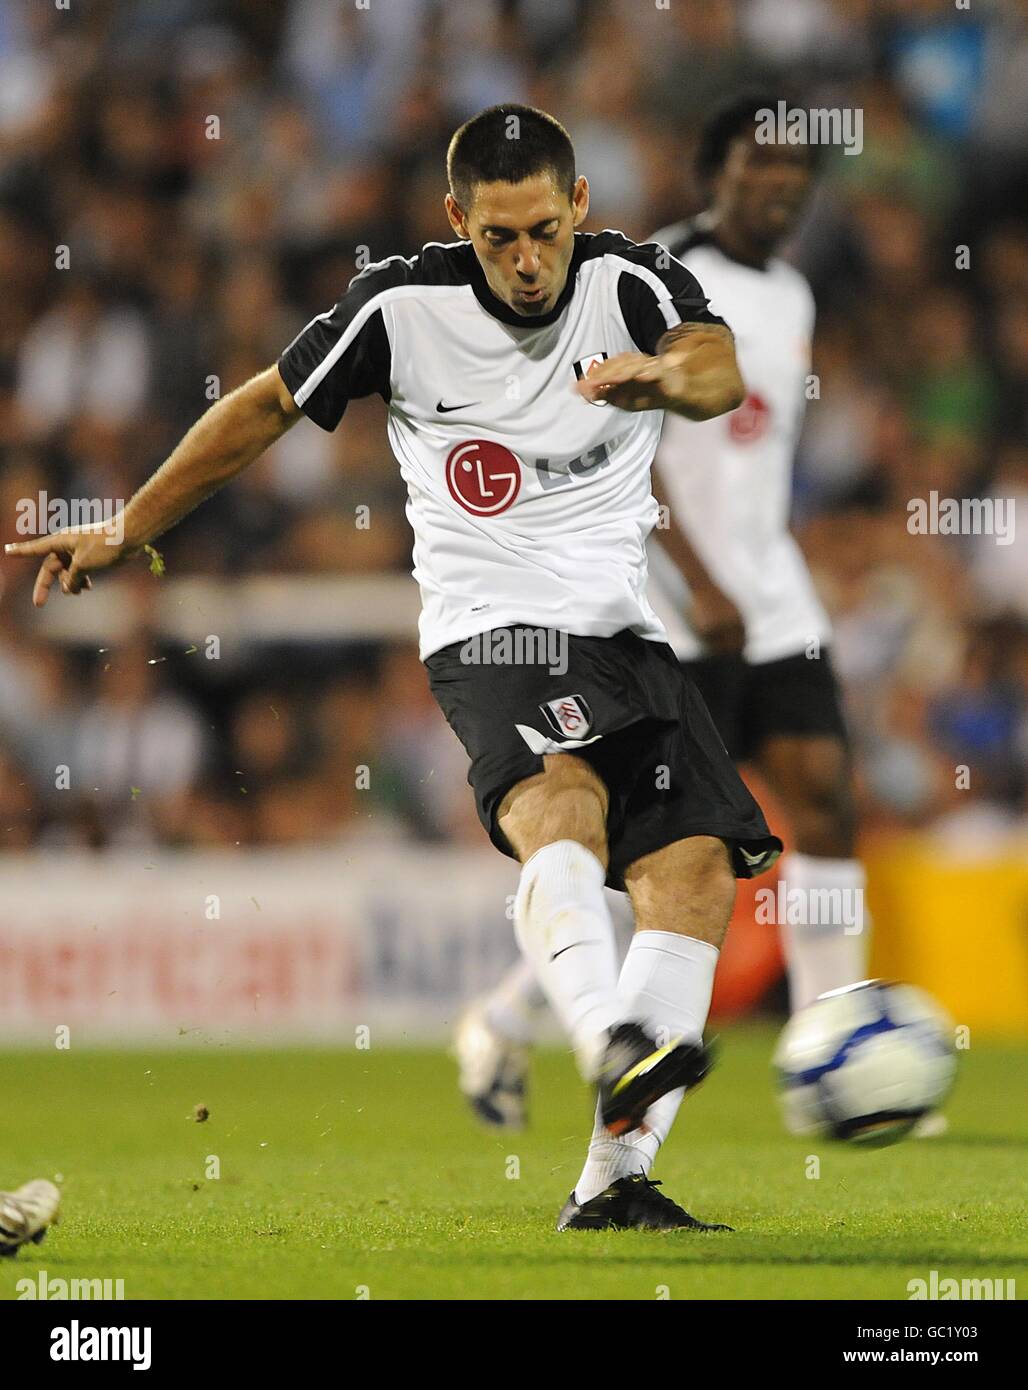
[{"x1": 0, "y1": 0, "x2": 1026, "y2": 860}]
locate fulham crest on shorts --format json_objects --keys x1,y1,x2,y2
[{"x1": 542, "y1": 695, "x2": 593, "y2": 739}]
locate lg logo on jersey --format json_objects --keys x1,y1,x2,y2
[
  {"x1": 445, "y1": 440, "x2": 614, "y2": 515},
  {"x1": 728, "y1": 391, "x2": 770, "y2": 443},
  {"x1": 446, "y1": 440, "x2": 521, "y2": 515},
  {"x1": 534, "y1": 443, "x2": 612, "y2": 491}
]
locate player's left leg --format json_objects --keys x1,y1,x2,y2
[
  {"x1": 556, "y1": 652, "x2": 780, "y2": 1231},
  {"x1": 757, "y1": 732, "x2": 868, "y2": 1011}
]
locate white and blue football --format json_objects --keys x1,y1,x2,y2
[{"x1": 773, "y1": 979, "x2": 957, "y2": 1147}]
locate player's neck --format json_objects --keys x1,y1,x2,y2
[{"x1": 703, "y1": 213, "x2": 772, "y2": 271}]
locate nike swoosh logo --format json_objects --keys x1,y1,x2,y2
[
  {"x1": 436, "y1": 399, "x2": 481, "y2": 413},
  {"x1": 549, "y1": 940, "x2": 604, "y2": 963}
]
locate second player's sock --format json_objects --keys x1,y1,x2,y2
[
  {"x1": 777, "y1": 853, "x2": 868, "y2": 1012},
  {"x1": 482, "y1": 956, "x2": 547, "y2": 1044},
  {"x1": 573, "y1": 930, "x2": 719, "y2": 1201},
  {"x1": 513, "y1": 840, "x2": 621, "y2": 1079}
]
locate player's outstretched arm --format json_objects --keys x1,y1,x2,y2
[
  {"x1": 5, "y1": 366, "x2": 300, "y2": 606},
  {"x1": 575, "y1": 323, "x2": 745, "y2": 421}
]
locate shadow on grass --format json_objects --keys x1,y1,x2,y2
[
  {"x1": 932, "y1": 1134, "x2": 1028, "y2": 1150},
  {"x1": 343, "y1": 1243, "x2": 1028, "y2": 1272}
]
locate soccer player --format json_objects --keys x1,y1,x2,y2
[
  {"x1": 7, "y1": 104, "x2": 781, "y2": 1233},
  {"x1": 457, "y1": 94, "x2": 878, "y2": 1211}
]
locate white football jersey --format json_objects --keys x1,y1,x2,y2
[
  {"x1": 646, "y1": 224, "x2": 832, "y2": 665},
  {"x1": 277, "y1": 231, "x2": 725, "y2": 658}
]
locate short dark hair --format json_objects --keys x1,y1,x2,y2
[
  {"x1": 696, "y1": 90, "x2": 811, "y2": 185},
  {"x1": 447, "y1": 104, "x2": 576, "y2": 211}
]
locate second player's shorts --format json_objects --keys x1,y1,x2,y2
[
  {"x1": 681, "y1": 648, "x2": 849, "y2": 763},
  {"x1": 425, "y1": 627, "x2": 782, "y2": 891}
]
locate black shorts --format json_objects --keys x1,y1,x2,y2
[
  {"x1": 425, "y1": 627, "x2": 782, "y2": 891},
  {"x1": 680, "y1": 649, "x2": 849, "y2": 763}
]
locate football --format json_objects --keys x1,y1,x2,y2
[{"x1": 773, "y1": 980, "x2": 958, "y2": 1147}]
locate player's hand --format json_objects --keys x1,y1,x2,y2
[
  {"x1": 575, "y1": 332, "x2": 730, "y2": 413},
  {"x1": 575, "y1": 352, "x2": 673, "y2": 411},
  {"x1": 689, "y1": 582, "x2": 746, "y2": 656},
  {"x1": 4, "y1": 524, "x2": 137, "y2": 607}
]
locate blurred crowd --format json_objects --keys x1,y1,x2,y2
[{"x1": 1, "y1": 0, "x2": 1026, "y2": 852}]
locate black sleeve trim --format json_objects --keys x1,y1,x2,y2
[
  {"x1": 277, "y1": 258, "x2": 409, "y2": 431},
  {"x1": 612, "y1": 237, "x2": 726, "y2": 356}
]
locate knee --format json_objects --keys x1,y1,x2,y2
[
  {"x1": 625, "y1": 835, "x2": 735, "y2": 943},
  {"x1": 529, "y1": 784, "x2": 608, "y2": 863},
  {"x1": 499, "y1": 758, "x2": 608, "y2": 867},
  {"x1": 677, "y1": 835, "x2": 734, "y2": 894}
]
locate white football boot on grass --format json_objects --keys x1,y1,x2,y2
[
  {"x1": 0, "y1": 1180, "x2": 61, "y2": 1257},
  {"x1": 454, "y1": 1003, "x2": 528, "y2": 1130}
]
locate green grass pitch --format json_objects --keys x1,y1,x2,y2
[{"x1": 1, "y1": 1026, "x2": 1024, "y2": 1300}]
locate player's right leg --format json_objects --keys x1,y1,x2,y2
[
  {"x1": 453, "y1": 744, "x2": 619, "y2": 1130},
  {"x1": 455, "y1": 891, "x2": 636, "y2": 1129},
  {"x1": 498, "y1": 752, "x2": 715, "y2": 1119},
  {"x1": 558, "y1": 834, "x2": 734, "y2": 1232},
  {"x1": 498, "y1": 750, "x2": 617, "y2": 1082}
]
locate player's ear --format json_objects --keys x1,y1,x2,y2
[
  {"x1": 571, "y1": 175, "x2": 589, "y2": 228},
  {"x1": 445, "y1": 193, "x2": 470, "y2": 239}
]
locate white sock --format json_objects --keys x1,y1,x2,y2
[
  {"x1": 482, "y1": 957, "x2": 546, "y2": 1044},
  {"x1": 480, "y1": 894, "x2": 633, "y2": 1047},
  {"x1": 777, "y1": 853, "x2": 868, "y2": 1012},
  {"x1": 573, "y1": 930, "x2": 719, "y2": 1202},
  {"x1": 513, "y1": 840, "x2": 621, "y2": 1079}
]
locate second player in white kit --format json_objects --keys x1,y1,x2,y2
[{"x1": 646, "y1": 237, "x2": 830, "y2": 667}]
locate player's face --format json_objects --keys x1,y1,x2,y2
[
  {"x1": 446, "y1": 173, "x2": 589, "y2": 317},
  {"x1": 714, "y1": 137, "x2": 812, "y2": 251}
]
